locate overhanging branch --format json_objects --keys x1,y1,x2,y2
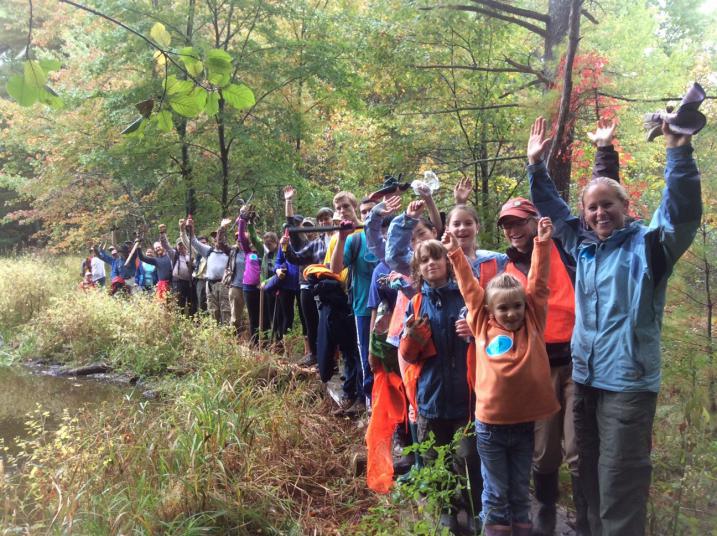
[{"x1": 421, "y1": 4, "x2": 547, "y2": 38}]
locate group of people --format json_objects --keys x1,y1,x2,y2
[{"x1": 78, "y1": 115, "x2": 701, "y2": 536}]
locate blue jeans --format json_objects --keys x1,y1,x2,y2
[
  {"x1": 475, "y1": 420, "x2": 534, "y2": 526},
  {"x1": 355, "y1": 315, "x2": 373, "y2": 400}
]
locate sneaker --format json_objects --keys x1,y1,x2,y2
[{"x1": 297, "y1": 354, "x2": 317, "y2": 367}]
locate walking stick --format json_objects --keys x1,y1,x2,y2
[{"x1": 258, "y1": 286, "x2": 265, "y2": 346}]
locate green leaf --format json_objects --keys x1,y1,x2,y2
[
  {"x1": 191, "y1": 87, "x2": 207, "y2": 110},
  {"x1": 24, "y1": 61, "x2": 47, "y2": 88},
  {"x1": 122, "y1": 116, "x2": 144, "y2": 135},
  {"x1": 164, "y1": 75, "x2": 194, "y2": 95},
  {"x1": 39, "y1": 88, "x2": 63, "y2": 109},
  {"x1": 205, "y1": 92, "x2": 219, "y2": 117},
  {"x1": 178, "y1": 46, "x2": 203, "y2": 77},
  {"x1": 222, "y1": 84, "x2": 255, "y2": 111},
  {"x1": 6, "y1": 74, "x2": 39, "y2": 106},
  {"x1": 150, "y1": 22, "x2": 171, "y2": 48},
  {"x1": 156, "y1": 110, "x2": 173, "y2": 132},
  {"x1": 169, "y1": 92, "x2": 203, "y2": 118},
  {"x1": 39, "y1": 58, "x2": 62, "y2": 72},
  {"x1": 206, "y1": 48, "x2": 233, "y2": 76},
  {"x1": 186, "y1": 60, "x2": 204, "y2": 77},
  {"x1": 208, "y1": 71, "x2": 231, "y2": 88}
]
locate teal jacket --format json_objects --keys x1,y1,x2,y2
[{"x1": 529, "y1": 145, "x2": 701, "y2": 393}]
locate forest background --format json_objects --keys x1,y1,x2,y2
[{"x1": 0, "y1": 0, "x2": 716, "y2": 534}]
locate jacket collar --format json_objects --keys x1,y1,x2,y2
[{"x1": 581, "y1": 219, "x2": 641, "y2": 248}]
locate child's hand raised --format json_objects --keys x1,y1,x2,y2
[
  {"x1": 441, "y1": 230, "x2": 460, "y2": 253},
  {"x1": 406, "y1": 200, "x2": 425, "y2": 220},
  {"x1": 537, "y1": 217, "x2": 553, "y2": 242}
]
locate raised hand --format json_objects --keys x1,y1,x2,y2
[
  {"x1": 179, "y1": 218, "x2": 186, "y2": 230},
  {"x1": 441, "y1": 230, "x2": 460, "y2": 253},
  {"x1": 587, "y1": 118, "x2": 617, "y2": 147},
  {"x1": 283, "y1": 185, "x2": 296, "y2": 201},
  {"x1": 220, "y1": 218, "x2": 232, "y2": 229},
  {"x1": 537, "y1": 217, "x2": 553, "y2": 242},
  {"x1": 279, "y1": 234, "x2": 290, "y2": 248},
  {"x1": 158, "y1": 224, "x2": 167, "y2": 234},
  {"x1": 406, "y1": 200, "x2": 425, "y2": 220},
  {"x1": 662, "y1": 121, "x2": 691, "y2": 148},
  {"x1": 453, "y1": 177, "x2": 472, "y2": 205},
  {"x1": 380, "y1": 194, "x2": 402, "y2": 216},
  {"x1": 338, "y1": 220, "x2": 355, "y2": 239},
  {"x1": 527, "y1": 116, "x2": 552, "y2": 165}
]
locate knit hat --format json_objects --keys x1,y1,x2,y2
[{"x1": 497, "y1": 197, "x2": 539, "y2": 224}]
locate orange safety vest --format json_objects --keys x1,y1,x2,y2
[{"x1": 503, "y1": 241, "x2": 575, "y2": 344}]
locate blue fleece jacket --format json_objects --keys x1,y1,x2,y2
[
  {"x1": 406, "y1": 280, "x2": 471, "y2": 420},
  {"x1": 529, "y1": 145, "x2": 701, "y2": 393}
]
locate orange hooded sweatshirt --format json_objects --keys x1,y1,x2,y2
[{"x1": 448, "y1": 237, "x2": 559, "y2": 425}]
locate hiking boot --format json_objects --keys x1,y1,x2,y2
[
  {"x1": 298, "y1": 354, "x2": 317, "y2": 367},
  {"x1": 571, "y1": 475, "x2": 592, "y2": 536},
  {"x1": 345, "y1": 398, "x2": 366, "y2": 414},
  {"x1": 332, "y1": 397, "x2": 356, "y2": 415},
  {"x1": 458, "y1": 511, "x2": 481, "y2": 535},
  {"x1": 533, "y1": 470, "x2": 558, "y2": 536},
  {"x1": 510, "y1": 523, "x2": 532, "y2": 536},
  {"x1": 393, "y1": 452, "x2": 415, "y2": 475}
]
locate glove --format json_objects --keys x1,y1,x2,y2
[{"x1": 399, "y1": 314, "x2": 437, "y2": 363}]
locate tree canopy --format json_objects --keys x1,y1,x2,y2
[{"x1": 0, "y1": 0, "x2": 715, "y2": 251}]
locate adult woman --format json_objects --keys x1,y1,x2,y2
[{"x1": 527, "y1": 116, "x2": 701, "y2": 535}]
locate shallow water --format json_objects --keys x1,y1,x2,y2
[{"x1": 0, "y1": 366, "x2": 130, "y2": 463}]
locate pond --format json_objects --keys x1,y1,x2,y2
[{"x1": 0, "y1": 366, "x2": 131, "y2": 465}]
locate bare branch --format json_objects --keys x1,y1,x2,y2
[
  {"x1": 421, "y1": 5, "x2": 547, "y2": 38},
  {"x1": 396, "y1": 104, "x2": 519, "y2": 115},
  {"x1": 26, "y1": 0, "x2": 33, "y2": 59},
  {"x1": 581, "y1": 9, "x2": 599, "y2": 24},
  {"x1": 499, "y1": 79, "x2": 542, "y2": 98},
  {"x1": 468, "y1": 0, "x2": 549, "y2": 23},
  {"x1": 598, "y1": 91, "x2": 717, "y2": 103},
  {"x1": 412, "y1": 63, "x2": 534, "y2": 74}
]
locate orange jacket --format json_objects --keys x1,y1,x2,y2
[
  {"x1": 449, "y1": 239, "x2": 559, "y2": 424},
  {"x1": 504, "y1": 241, "x2": 575, "y2": 344}
]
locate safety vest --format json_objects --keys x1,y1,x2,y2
[{"x1": 503, "y1": 241, "x2": 575, "y2": 344}]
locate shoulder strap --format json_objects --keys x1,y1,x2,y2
[{"x1": 478, "y1": 258, "x2": 498, "y2": 288}]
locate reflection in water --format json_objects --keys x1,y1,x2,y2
[{"x1": 0, "y1": 366, "x2": 129, "y2": 462}]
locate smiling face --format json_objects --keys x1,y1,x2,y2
[
  {"x1": 419, "y1": 252, "x2": 448, "y2": 288},
  {"x1": 447, "y1": 207, "x2": 479, "y2": 254},
  {"x1": 488, "y1": 288, "x2": 526, "y2": 331},
  {"x1": 500, "y1": 217, "x2": 538, "y2": 253},
  {"x1": 582, "y1": 183, "x2": 628, "y2": 240}
]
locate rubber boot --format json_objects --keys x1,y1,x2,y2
[
  {"x1": 532, "y1": 470, "x2": 559, "y2": 536},
  {"x1": 571, "y1": 474, "x2": 592, "y2": 536}
]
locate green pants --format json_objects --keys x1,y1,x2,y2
[{"x1": 574, "y1": 384, "x2": 657, "y2": 536}]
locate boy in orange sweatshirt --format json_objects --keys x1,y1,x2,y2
[{"x1": 444, "y1": 217, "x2": 559, "y2": 536}]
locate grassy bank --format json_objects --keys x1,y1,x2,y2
[{"x1": 1, "y1": 254, "x2": 716, "y2": 534}]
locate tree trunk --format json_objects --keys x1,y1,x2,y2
[
  {"x1": 217, "y1": 97, "x2": 230, "y2": 216},
  {"x1": 178, "y1": 0, "x2": 196, "y2": 216},
  {"x1": 547, "y1": 0, "x2": 583, "y2": 200}
]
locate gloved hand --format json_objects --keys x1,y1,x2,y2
[{"x1": 399, "y1": 314, "x2": 437, "y2": 363}]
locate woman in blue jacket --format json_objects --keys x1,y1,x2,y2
[{"x1": 527, "y1": 116, "x2": 701, "y2": 536}]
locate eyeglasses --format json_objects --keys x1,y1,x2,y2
[{"x1": 498, "y1": 218, "x2": 533, "y2": 230}]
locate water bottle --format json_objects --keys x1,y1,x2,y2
[{"x1": 411, "y1": 170, "x2": 440, "y2": 196}]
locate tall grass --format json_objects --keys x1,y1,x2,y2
[
  {"x1": 0, "y1": 255, "x2": 78, "y2": 338},
  {"x1": 0, "y1": 255, "x2": 376, "y2": 533}
]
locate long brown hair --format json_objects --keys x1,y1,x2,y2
[{"x1": 410, "y1": 239, "x2": 453, "y2": 288}]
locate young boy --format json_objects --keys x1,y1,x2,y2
[{"x1": 444, "y1": 218, "x2": 559, "y2": 536}]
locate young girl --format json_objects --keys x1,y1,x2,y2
[
  {"x1": 444, "y1": 220, "x2": 559, "y2": 536},
  {"x1": 399, "y1": 239, "x2": 482, "y2": 533},
  {"x1": 528, "y1": 116, "x2": 702, "y2": 535}
]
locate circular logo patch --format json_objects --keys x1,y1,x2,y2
[{"x1": 486, "y1": 335, "x2": 513, "y2": 357}]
